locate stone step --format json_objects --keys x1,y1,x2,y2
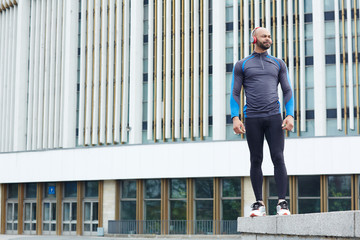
[{"x1": 237, "y1": 210, "x2": 360, "y2": 238}]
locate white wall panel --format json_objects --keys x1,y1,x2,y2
[
  {"x1": 1, "y1": 136, "x2": 360, "y2": 182},
  {"x1": 92, "y1": 0, "x2": 101, "y2": 145},
  {"x1": 42, "y1": 0, "x2": 52, "y2": 149},
  {"x1": 312, "y1": 0, "x2": 327, "y2": 136},
  {"x1": 14, "y1": 0, "x2": 30, "y2": 151},
  {"x1": 183, "y1": 0, "x2": 190, "y2": 138},
  {"x1": 37, "y1": 0, "x2": 46, "y2": 149},
  {"x1": 78, "y1": 0, "x2": 87, "y2": 146},
  {"x1": 99, "y1": 0, "x2": 108, "y2": 144},
  {"x1": 129, "y1": 0, "x2": 143, "y2": 144},
  {"x1": 335, "y1": 0, "x2": 342, "y2": 130},
  {"x1": 156, "y1": 0, "x2": 163, "y2": 140},
  {"x1": 347, "y1": 0, "x2": 355, "y2": 130},
  {"x1": 147, "y1": 0, "x2": 154, "y2": 140},
  {"x1": 62, "y1": 0, "x2": 78, "y2": 148},
  {"x1": 299, "y1": 0, "x2": 306, "y2": 131},
  {"x1": 193, "y1": 0, "x2": 199, "y2": 138},
  {"x1": 174, "y1": 0, "x2": 181, "y2": 139},
  {"x1": 121, "y1": 0, "x2": 130, "y2": 143},
  {"x1": 85, "y1": 0, "x2": 94, "y2": 145},
  {"x1": 165, "y1": 0, "x2": 171, "y2": 139},
  {"x1": 202, "y1": 0, "x2": 209, "y2": 137},
  {"x1": 106, "y1": 0, "x2": 115, "y2": 144},
  {"x1": 114, "y1": 0, "x2": 123, "y2": 143},
  {"x1": 212, "y1": 0, "x2": 226, "y2": 140}
]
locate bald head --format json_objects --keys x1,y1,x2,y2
[{"x1": 252, "y1": 27, "x2": 272, "y2": 52}]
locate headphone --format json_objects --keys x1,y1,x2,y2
[{"x1": 250, "y1": 27, "x2": 261, "y2": 44}]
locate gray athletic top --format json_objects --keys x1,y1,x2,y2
[{"x1": 230, "y1": 51, "x2": 294, "y2": 119}]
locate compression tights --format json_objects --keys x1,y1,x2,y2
[{"x1": 245, "y1": 114, "x2": 288, "y2": 201}]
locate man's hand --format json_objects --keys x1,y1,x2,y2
[
  {"x1": 282, "y1": 115, "x2": 294, "y2": 131},
  {"x1": 233, "y1": 117, "x2": 246, "y2": 134}
]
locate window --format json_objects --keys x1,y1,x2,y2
[
  {"x1": 297, "y1": 176, "x2": 321, "y2": 214},
  {"x1": 169, "y1": 179, "x2": 187, "y2": 234},
  {"x1": 120, "y1": 180, "x2": 137, "y2": 220},
  {"x1": 266, "y1": 177, "x2": 289, "y2": 215},
  {"x1": 328, "y1": 175, "x2": 351, "y2": 211},
  {"x1": 144, "y1": 179, "x2": 161, "y2": 234},
  {"x1": 195, "y1": 178, "x2": 213, "y2": 234},
  {"x1": 43, "y1": 183, "x2": 57, "y2": 234},
  {"x1": 24, "y1": 183, "x2": 37, "y2": 234},
  {"x1": 83, "y1": 181, "x2": 99, "y2": 235},
  {"x1": 63, "y1": 182, "x2": 77, "y2": 235},
  {"x1": 221, "y1": 178, "x2": 241, "y2": 220},
  {"x1": 6, "y1": 184, "x2": 18, "y2": 234}
]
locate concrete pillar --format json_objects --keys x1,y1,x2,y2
[
  {"x1": 243, "y1": 177, "x2": 256, "y2": 217},
  {"x1": 102, "y1": 180, "x2": 117, "y2": 234}
]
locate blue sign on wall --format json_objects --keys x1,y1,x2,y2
[{"x1": 48, "y1": 186, "x2": 56, "y2": 195}]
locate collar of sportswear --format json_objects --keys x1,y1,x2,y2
[{"x1": 252, "y1": 51, "x2": 269, "y2": 56}]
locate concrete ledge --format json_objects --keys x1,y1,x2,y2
[{"x1": 238, "y1": 211, "x2": 360, "y2": 238}]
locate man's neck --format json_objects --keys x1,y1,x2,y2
[{"x1": 254, "y1": 47, "x2": 267, "y2": 53}]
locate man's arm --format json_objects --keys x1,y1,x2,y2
[
  {"x1": 230, "y1": 62, "x2": 243, "y2": 119},
  {"x1": 279, "y1": 60, "x2": 294, "y2": 118},
  {"x1": 279, "y1": 60, "x2": 294, "y2": 131}
]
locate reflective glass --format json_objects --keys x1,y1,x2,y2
[
  {"x1": 7, "y1": 203, "x2": 13, "y2": 221},
  {"x1": 63, "y1": 224, "x2": 69, "y2": 231},
  {"x1": 64, "y1": 182, "x2": 77, "y2": 198},
  {"x1": 225, "y1": 7, "x2": 233, "y2": 22},
  {"x1": 72, "y1": 203, "x2": 77, "y2": 220},
  {"x1": 43, "y1": 223, "x2": 49, "y2": 231},
  {"x1": 305, "y1": 24, "x2": 313, "y2": 39},
  {"x1": 222, "y1": 200, "x2": 241, "y2": 220},
  {"x1": 71, "y1": 224, "x2": 77, "y2": 231},
  {"x1": 325, "y1": 22, "x2": 335, "y2": 38},
  {"x1": 44, "y1": 203, "x2": 50, "y2": 221},
  {"x1": 8, "y1": 184, "x2": 18, "y2": 199},
  {"x1": 324, "y1": 0, "x2": 335, "y2": 11},
  {"x1": 63, "y1": 203, "x2": 70, "y2": 221},
  {"x1": 122, "y1": 180, "x2": 137, "y2": 198},
  {"x1": 328, "y1": 199, "x2": 351, "y2": 211},
  {"x1": 305, "y1": 40, "x2": 313, "y2": 56},
  {"x1": 14, "y1": 203, "x2": 18, "y2": 220},
  {"x1": 298, "y1": 176, "x2": 320, "y2": 197},
  {"x1": 32, "y1": 204, "x2": 36, "y2": 220},
  {"x1": 85, "y1": 181, "x2": 98, "y2": 198},
  {"x1": 170, "y1": 179, "x2": 186, "y2": 199},
  {"x1": 304, "y1": 0, "x2": 312, "y2": 13},
  {"x1": 92, "y1": 202, "x2": 98, "y2": 221},
  {"x1": 51, "y1": 203, "x2": 57, "y2": 221},
  {"x1": 92, "y1": 224, "x2": 98, "y2": 232},
  {"x1": 84, "y1": 224, "x2": 90, "y2": 231},
  {"x1": 196, "y1": 200, "x2": 213, "y2": 220},
  {"x1": 7, "y1": 223, "x2": 12, "y2": 231},
  {"x1": 145, "y1": 179, "x2": 161, "y2": 199},
  {"x1": 170, "y1": 200, "x2": 186, "y2": 220},
  {"x1": 328, "y1": 175, "x2": 351, "y2": 197},
  {"x1": 14, "y1": 223, "x2": 17, "y2": 230},
  {"x1": 25, "y1": 183, "x2": 37, "y2": 199},
  {"x1": 298, "y1": 199, "x2": 320, "y2": 214},
  {"x1": 84, "y1": 202, "x2": 91, "y2": 221},
  {"x1": 24, "y1": 223, "x2": 30, "y2": 231},
  {"x1": 226, "y1": 48, "x2": 233, "y2": 63},
  {"x1": 226, "y1": 32, "x2": 233, "y2": 48},
  {"x1": 325, "y1": 38, "x2": 335, "y2": 55},
  {"x1": 32, "y1": 223, "x2": 36, "y2": 230},
  {"x1": 222, "y1": 178, "x2": 241, "y2": 197},
  {"x1": 195, "y1": 178, "x2": 213, "y2": 198},
  {"x1": 145, "y1": 201, "x2": 161, "y2": 220},
  {"x1": 121, "y1": 201, "x2": 136, "y2": 220},
  {"x1": 51, "y1": 224, "x2": 56, "y2": 231},
  {"x1": 25, "y1": 203, "x2": 31, "y2": 221}
]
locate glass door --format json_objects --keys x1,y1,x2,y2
[
  {"x1": 83, "y1": 201, "x2": 98, "y2": 235},
  {"x1": 23, "y1": 201, "x2": 36, "y2": 234},
  {"x1": 6, "y1": 202, "x2": 18, "y2": 234},
  {"x1": 62, "y1": 201, "x2": 77, "y2": 235},
  {"x1": 43, "y1": 201, "x2": 56, "y2": 234}
]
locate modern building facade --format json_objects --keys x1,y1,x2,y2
[{"x1": 0, "y1": 0, "x2": 359, "y2": 236}]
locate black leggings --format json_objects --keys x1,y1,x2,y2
[{"x1": 245, "y1": 114, "x2": 288, "y2": 201}]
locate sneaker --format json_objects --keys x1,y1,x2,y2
[
  {"x1": 249, "y1": 201, "x2": 266, "y2": 217},
  {"x1": 276, "y1": 200, "x2": 291, "y2": 215}
]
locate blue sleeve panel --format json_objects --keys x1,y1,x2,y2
[
  {"x1": 230, "y1": 61, "x2": 243, "y2": 119},
  {"x1": 279, "y1": 59, "x2": 294, "y2": 117}
]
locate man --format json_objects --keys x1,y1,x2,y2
[{"x1": 230, "y1": 27, "x2": 294, "y2": 217}]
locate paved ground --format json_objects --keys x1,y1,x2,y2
[{"x1": 0, "y1": 235, "x2": 242, "y2": 240}]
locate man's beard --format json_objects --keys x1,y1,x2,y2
[{"x1": 257, "y1": 41, "x2": 271, "y2": 50}]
